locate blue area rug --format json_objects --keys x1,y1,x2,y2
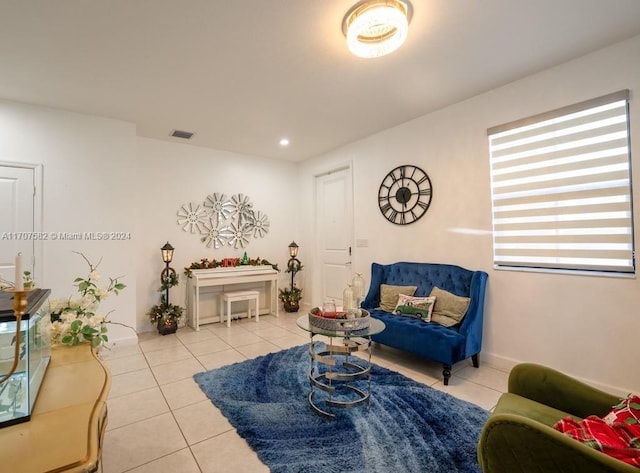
[{"x1": 193, "y1": 343, "x2": 489, "y2": 473}]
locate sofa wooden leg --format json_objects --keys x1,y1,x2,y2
[
  {"x1": 443, "y1": 365, "x2": 452, "y2": 385},
  {"x1": 472, "y1": 353, "x2": 479, "y2": 368}
]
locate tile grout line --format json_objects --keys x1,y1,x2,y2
[
  {"x1": 118, "y1": 333, "x2": 209, "y2": 473},
  {"x1": 103, "y1": 314, "x2": 507, "y2": 471}
]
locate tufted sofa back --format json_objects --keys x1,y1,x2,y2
[
  {"x1": 363, "y1": 261, "x2": 474, "y2": 303},
  {"x1": 362, "y1": 261, "x2": 488, "y2": 333}
]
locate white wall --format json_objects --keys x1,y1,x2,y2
[
  {"x1": 298, "y1": 35, "x2": 640, "y2": 395},
  {"x1": 2, "y1": 35, "x2": 638, "y2": 394},
  {"x1": 0, "y1": 102, "x2": 299, "y2": 342},
  {"x1": 0, "y1": 100, "x2": 138, "y2": 343},
  {"x1": 135, "y1": 138, "x2": 298, "y2": 333}
]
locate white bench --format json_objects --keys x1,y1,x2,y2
[{"x1": 219, "y1": 290, "x2": 260, "y2": 327}]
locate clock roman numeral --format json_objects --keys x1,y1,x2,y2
[
  {"x1": 419, "y1": 188, "x2": 431, "y2": 196},
  {"x1": 381, "y1": 203, "x2": 398, "y2": 222},
  {"x1": 416, "y1": 175, "x2": 429, "y2": 185}
]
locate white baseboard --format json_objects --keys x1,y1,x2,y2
[
  {"x1": 480, "y1": 351, "x2": 631, "y2": 398},
  {"x1": 104, "y1": 334, "x2": 139, "y2": 348}
]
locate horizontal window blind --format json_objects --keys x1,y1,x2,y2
[{"x1": 488, "y1": 90, "x2": 635, "y2": 274}]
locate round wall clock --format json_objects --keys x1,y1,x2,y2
[{"x1": 378, "y1": 164, "x2": 432, "y2": 225}]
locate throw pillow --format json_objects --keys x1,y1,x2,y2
[
  {"x1": 394, "y1": 303, "x2": 433, "y2": 322},
  {"x1": 394, "y1": 294, "x2": 436, "y2": 322},
  {"x1": 377, "y1": 284, "x2": 417, "y2": 312},
  {"x1": 428, "y1": 286, "x2": 471, "y2": 327},
  {"x1": 554, "y1": 395, "x2": 640, "y2": 467},
  {"x1": 603, "y1": 394, "x2": 640, "y2": 426}
]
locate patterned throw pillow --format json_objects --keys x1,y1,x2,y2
[
  {"x1": 394, "y1": 294, "x2": 436, "y2": 322},
  {"x1": 603, "y1": 395, "x2": 640, "y2": 427},
  {"x1": 554, "y1": 394, "x2": 640, "y2": 467}
]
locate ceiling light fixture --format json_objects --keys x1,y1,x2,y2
[
  {"x1": 342, "y1": 0, "x2": 413, "y2": 59},
  {"x1": 279, "y1": 138, "x2": 290, "y2": 146}
]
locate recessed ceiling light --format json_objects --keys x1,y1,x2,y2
[{"x1": 279, "y1": 138, "x2": 290, "y2": 146}]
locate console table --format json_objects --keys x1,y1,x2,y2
[
  {"x1": 0, "y1": 344, "x2": 111, "y2": 472},
  {"x1": 186, "y1": 266, "x2": 279, "y2": 330}
]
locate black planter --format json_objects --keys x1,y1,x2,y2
[
  {"x1": 283, "y1": 300, "x2": 300, "y2": 313},
  {"x1": 157, "y1": 319, "x2": 178, "y2": 335}
]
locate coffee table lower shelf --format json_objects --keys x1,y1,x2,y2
[
  {"x1": 307, "y1": 340, "x2": 372, "y2": 418},
  {"x1": 297, "y1": 315, "x2": 386, "y2": 419}
]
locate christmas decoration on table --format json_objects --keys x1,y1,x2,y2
[
  {"x1": 308, "y1": 306, "x2": 370, "y2": 331},
  {"x1": 183, "y1": 255, "x2": 279, "y2": 276}
]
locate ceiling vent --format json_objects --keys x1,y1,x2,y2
[{"x1": 170, "y1": 129, "x2": 194, "y2": 140}]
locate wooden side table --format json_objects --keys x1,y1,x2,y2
[{"x1": 0, "y1": 344, "x2": 111, "y2": 472}]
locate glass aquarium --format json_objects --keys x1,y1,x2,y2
[{"x1": 0, "y1": 289, "x2": 51, "y2": 428}]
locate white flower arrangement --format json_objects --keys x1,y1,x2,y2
[{"x1": 49, "y1": 252, "x2": 126, "y2": 347}]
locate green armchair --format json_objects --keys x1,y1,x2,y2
[{"x1": 478, "y1": 363, "x2": 638, "y2": 473}]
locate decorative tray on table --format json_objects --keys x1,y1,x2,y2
[{"x1": 308, "y1": 307, "x2": 370, "y2": 332}]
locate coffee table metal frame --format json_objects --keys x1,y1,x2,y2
[{"x1": 296, "y1": 315, "x2": 385, "y2": 419}]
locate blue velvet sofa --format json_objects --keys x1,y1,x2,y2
[{"x1": 361, "y1": 262, "x2": 488, "y2": 385}]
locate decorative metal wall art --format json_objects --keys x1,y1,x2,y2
[{"x1": 177, "y1": 193, "x2": 270, "y2": 249}]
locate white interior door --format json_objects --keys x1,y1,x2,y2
[
  {"x1": 0, "y1": 164, "x2": 36, "y2": 285},
  {"x1": 315, "y1": 166, "x2": 353, "y2": 308}
]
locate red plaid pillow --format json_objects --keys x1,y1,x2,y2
[
  {"x1": 604, "y1": 395, "x2": 640, "y2": 428},
  {"x1": 554, "y1": 395, "x2": 640, "y2": 467}
]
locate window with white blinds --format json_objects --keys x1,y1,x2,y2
[{"x1": 488, "y1": 90, "x2": 635, "y2": 274}]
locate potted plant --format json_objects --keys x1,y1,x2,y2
[
  {"x1": 280, "y1": 243, "x2": 303, "y2": 312},
  {"x1": 278, "y1": 286, "x2": 302, "y2": 313},
  {"x1": 148, "y1": 300, "x2": 183, "y2": 335},
  {"x1": 148, "y1": 267, "x2": 183, "y2": 335}
]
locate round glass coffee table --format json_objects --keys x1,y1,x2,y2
[{"x1": 296, "y1": 315, "x2": 385, "y2": 418}]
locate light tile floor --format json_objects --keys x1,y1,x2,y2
[{"x1": 99, "y1": 312, "x2": 508, "y2": 473}]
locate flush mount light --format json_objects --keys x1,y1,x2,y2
[
  {"x1": 279, "y1": 138, "x2": 290, "y2": 146},
  {"x1": 342, "y1": 0, "x2": 413, "y2": 58}
]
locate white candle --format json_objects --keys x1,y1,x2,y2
[{"x1": 15, "y1": 253, "x2": 23, "y2": 291}]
